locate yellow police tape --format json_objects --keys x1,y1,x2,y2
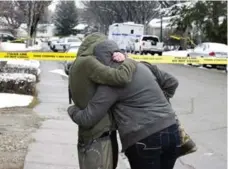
[{"x1": 0, "y1": 52, "x2": 227, "y2": 65}]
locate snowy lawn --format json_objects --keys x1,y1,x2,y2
[
  {"x1": 0, "y1": 42, "x2": 42, "y2": 51},
  {"x1": 0, "y1": 93, "x2": 33, "y2": 108}
]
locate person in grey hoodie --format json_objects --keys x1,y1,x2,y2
[{"x1": 68, "y1": 40, "x2": 182, "y2": 169}]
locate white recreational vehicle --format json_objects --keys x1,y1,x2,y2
[
  {"x1": 108, "y1": 22, "x2": 164, "y2": 55},
  {"x1": 108, "y1": 22, "x2": 144, "y2": 52}
]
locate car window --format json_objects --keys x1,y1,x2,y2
[
  {"x1": 142, "y1": 36, "x2": 159, "y2": 42},
  {"x1": 208, "y1": 43, "x2": 228, "y2": 51},
  {"x1": 59, "y1": 38, "x2": 65, "y2": 43},
  {"x1": 142, "y1": 36, "x2": 159, "y2": 45},
  {"x1": 202, "y1": 44, "x2": 207, "y2": 50},
  {"x1": 194, "y1": 44, "x2": 203, "y2": 50},
  {"x1": 0, "y1": 34, "x2": 15, "y2": 41},
  {"x1": 68, "y1": 38, "x2": 80, "y2": 42}
]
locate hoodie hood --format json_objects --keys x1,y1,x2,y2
[
  {"x1": 94, "y1": 40, "x2": 120, "y2": 68},
  {"x1": 77, "y1": 32, "x2": 107, "y2": 57}
]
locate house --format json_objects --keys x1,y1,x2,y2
[
  {"x1": 73, "y1": 23, "x2": 89, "y2": 34},
  {"x1": 17, "y1": 23, "x2": 56, "y2": 38},
  {"x1": 147, "y1": 16, "x2": 176, "y2": 37},
  {"x1": 147, "y1": 2, "x2": 194, "y2": 38}
]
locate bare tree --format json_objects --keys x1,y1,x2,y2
[
  {"x1": 16, "y1": 0, "x2": 52, "y2": 46},
  {"x1": 81, "y1": 1, "x2": 160, "y2": 34},
  {"x1": 0, "y1": 1, "x2": 24, "y2": 35},
  {"x1": 159, "y1": 1, "x2": 181, "y2": 8}
]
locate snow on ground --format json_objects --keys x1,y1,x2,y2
[
  {"x1": 0, "y1": 42, "x2": 42, "y2": 51},
  {"x1": 0, "y1": 73, "x2": 36, "y2": 82},
  {"x1": 37, "y1": 69, "x2": 41, "y2": 75},
  {"x1": 6, "y1": 60, "x2": 40, "y2": 69},
  {"x1": 50, "y1": 69, "x2": 68, "y2": 78},
  {"x1": 163, "y1": 50, "x2": 192, "y2": 57},
  {"x1": 0, "y1": 93, "x2": 33, "y2": 108}
]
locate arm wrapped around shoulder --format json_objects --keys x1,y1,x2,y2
[{"x1": 88, "y1": 57, "x2": 137, "y2": 86}]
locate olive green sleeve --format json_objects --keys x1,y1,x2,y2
[{"x1": 86, "y1": 57, "x2": 137, "y2": 86}]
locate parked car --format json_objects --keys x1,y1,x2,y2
[
  {"x1": 49, "y1": 39, "x2": 59, "y2": 51},
  {"x1": 51, "y1": 37, "x2": 81, "y2": 52},
  {"x1": 187, "y1": 42, "x2": 228, "y2": 69},
  {"x1": 47, "y1": 37, "x2": 59, "y2": 46},
  {"x1": 133, "y1": 35, "x2": 164, "y2": 55},
  {"x1": 64, "y1": 45, "x2": 80, "y2": 75},
  {"x1": 0, "y1": 33, "x2": 16, "y2": 42},
  {"x1": 66, "y1": 44, "x2": 79, "y2": 54}
]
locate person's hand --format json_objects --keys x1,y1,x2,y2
[
  {"x1": 67, "y1": 105, "x2": 80, "y2": 120},
  {"x1": 112, "y1": 52, "x2": 126, "y2": 62}
]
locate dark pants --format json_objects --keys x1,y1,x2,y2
[
  {"x1": 125, "y1": 124, "x2": 181, "y2": 169},
  {"x1": 111, "y1": 130, "x2": 119, "y2": 169}
]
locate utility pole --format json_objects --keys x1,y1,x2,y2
[{"x1": 160, "y1": 5, "x2": 163, "y2": 42}]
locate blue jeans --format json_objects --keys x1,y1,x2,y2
[{"x1": 125, "y1": 124, "x2": 181, "y2": 169}]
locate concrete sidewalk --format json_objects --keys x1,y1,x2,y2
[
  {"x1": 23, "y1": 61, "x2": 227, "y2": 169},
  {"x1": 23, "y1": 61, "x2": 129, "y2": 169}
]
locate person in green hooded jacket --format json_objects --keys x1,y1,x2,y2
[{"x1": 68, "y1": 32, "x2": 137, "y2": 169}]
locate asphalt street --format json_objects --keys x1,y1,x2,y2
[
  {"x1": 25, "y1": 43, "x2": 227, "y2": 169},
  {"x1": 157, "y1": 64, "x2": 227, "y2": 169}
]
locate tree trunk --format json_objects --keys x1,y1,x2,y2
[
  {"x1": 196, "y1": 29, "x2": 202, "y2": 44},
  {"x1": 27, "y1": 2, "x2": 35, "y2": 47},
  {"x1": 180, "y1": 26, "x2": 190, "y2": 50}
]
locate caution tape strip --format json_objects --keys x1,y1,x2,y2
[{"x1": 0, "y1": 52, "x2": 227, "y2": 65}]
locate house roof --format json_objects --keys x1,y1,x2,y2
[{"x1": 73, "y1": 23, "x2": 88, "y2": 30}]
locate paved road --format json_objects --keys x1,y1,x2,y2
[
  {"x1": 158, "y1": 64, "x2": 227, "y2": 169},
  {"x1": 24, "y1": 44, "x2": 227, "y2": 169}
]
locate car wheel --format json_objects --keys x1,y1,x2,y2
[
  {"x1": 140, "y1": 51, "x2": 144, "y2": 55},
  {"x1": 158, "y1": 52, "x2": 162, "y2": 56},
  {"x1": 52, "y1": 46, "x2": 58, "y2": 52},
  {"x1": 211, "y1": 65, "x2": 217, "y2": 69},
  {"x1": 139, "y1": 49, "x2": 144, "y2": 55},
  {"x1": 150, "y1": 52, "x2": 154, "y2": 55},
  {"x1": 199, "y1": 56, "x2": 208, "y2": 68},
  {"x1": 187, "y1": 55, "x2": 192, "y2": 66}
]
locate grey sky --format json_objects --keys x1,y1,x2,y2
[{"x1": 48, "y1": 0, "x2": 84, "y2": 11}]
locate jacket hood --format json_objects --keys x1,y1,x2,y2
[
  {"x1": 94, "y1": 40, "x2": 120, "y2": 68},
  {"x1": 77, "y1": 32, "x2": 107, "y2": 57}
]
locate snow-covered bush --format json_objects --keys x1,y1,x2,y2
[
  {"x1": 0, "y1": 73, "x2": 36, "y2": 95},
  {"x1": 0, "y1": 60, "x2": 40, "y2": 81},
  {"x1": 0, "y1": 43, "x2": 41, "y2": 98}
]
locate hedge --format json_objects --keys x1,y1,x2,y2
[{"x1": 0, "y1": 73, "x2": 36, "y2": 95}]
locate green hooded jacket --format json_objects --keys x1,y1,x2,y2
[{"x1": 69, "y1": 33, "x2": 137, "y2": 143}]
